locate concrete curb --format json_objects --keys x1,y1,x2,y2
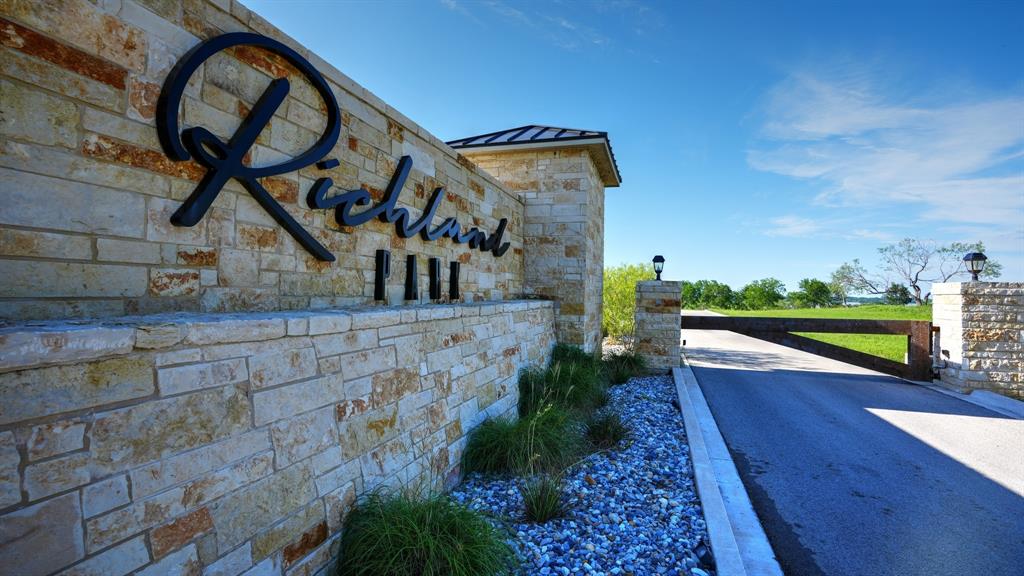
[
  {"x1": 915, "y1": 383, "x2": 1024, "y2": 420},
  {"x1": 674, "y1": 360, "x2": 783, "y2": 576}
]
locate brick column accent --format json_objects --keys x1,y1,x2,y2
[
  {"x1": 933, "y1": 282, "x2": 1023, "y2": 399},
  {"x1": 634, "y1": 280, "x2": 681, "y2": 372}
]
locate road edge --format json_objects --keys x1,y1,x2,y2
[
  {"x1": 911, "y1": 382, "x2": 1024, "y2": 420},
  {"x1": 674, "y1": 359, "x2": 783, "y2": 576}
]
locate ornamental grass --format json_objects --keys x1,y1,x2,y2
[
  {"x1": 337, "y1": 492, "x2": 516, "y2": 576},
  {"x1": 603, "y1": 350, "x2": 647, "y2": 385},
  {"x1": 463, "y1": 405, "x2": 581, "y2": 476}
]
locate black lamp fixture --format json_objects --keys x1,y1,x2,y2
[
  {"x1": 963, "y1": 252, "x2": 987, "y2": 281},
  {"x1": 652, "y1": 255, "x2": 665, "y2": 281}
]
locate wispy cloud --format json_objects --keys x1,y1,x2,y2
[
  {"x1": 439, "y1": 0, "x2": 485, "y2": 26},
  {"x1": 764, "y1": 215, "x2": 822, "y2": 237},
  {"x1": 763, "y1": 215, "x2": 899, "y2": 242},
  {"x1": 748, "y1": 65, "x2": 1024, "y2": 272},
  {"x1": 441, "y1": 0, "x2": 623, "y2": 51}
]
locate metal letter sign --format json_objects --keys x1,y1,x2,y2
[{"x1": 157, "y1": 33, "x2": 510, "y2": 262}]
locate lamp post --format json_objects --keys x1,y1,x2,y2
[
  {"x1": 963, "y1": 252, "x2": 987, "y2": 281},
  {"x1": 653, "y1": 255, "x2": 665, "y2": 281}
]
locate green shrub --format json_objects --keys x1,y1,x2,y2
[
  {"x1": 519, "y1": 346, "x2": 608, "y2": 416},
  {"x1": 603, "y1": 263, "x2": 654, "y2": 339},
  {"x1": 585, "y1": 412, "x2": 629, "y2": 450},
  {"x1": 463, "y1": 407, "x2": 580, "y2": 475},
  {"x1": 520, "y1": 475, "x2": 567, "y2": 523},
  {"x1": 337, "y1": 492, "x2": 516, "y2": 576},
  {"x1": 604, "y1": 350, "x2": 647, "y2": 384},
  {"x1": 551, "y1": 343, "x2": 597, "y2": 366}
]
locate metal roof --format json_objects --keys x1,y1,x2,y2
[{"x1": 446, "y1": 125, "x2": 622, "y2": 187}]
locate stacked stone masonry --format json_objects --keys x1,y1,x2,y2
[
  {"x1": 634, "y1": 281, "x2": 682, "y2": 372},
  {"x1": 0, "y1": 0, "x2": 529, "y2": 321},
  {"x1": 0, "y1": 301, "x2": 555, "y2": 575},
  {"x1": 463, "y1": 149, "x2": 606, "y2": 353},
  {"x1": 932, "y1": 282, "x2": 1023, "y2": 399}
]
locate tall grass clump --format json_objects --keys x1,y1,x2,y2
[
  {"x1": 519, "y1": 345, "x2": 608, "y2": 416},
  {"x1": 337, "y1": 492, "x2": 516, "y2": 576},
  {"x1": 463, "y1": 406, "x2": 580, "y2": 475},
  {"x1": 520, "y1": 475, "x2": 568, "y2": 523},
  {"x1": 585, "y1": 412, "x2": 629, "y2": 450},
  {"x1": 603, "y1": 350, "x2": 647, "y2": 385}
]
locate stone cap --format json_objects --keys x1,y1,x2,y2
[
  {"x1": 0, "y1": 300, "x2": 554, "y2": 374},
  {"x1": 637, "y1": 280, "x2": 681, "y2": 292},
  {"x1": 933, "y1": 281, "x2": 1024, "y2": 295},
  {"x1": 447, "y1": 125, "x2": 622, "y2": 187}
]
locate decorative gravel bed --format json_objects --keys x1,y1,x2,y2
[{"x1": 451, "y1": 375, "x2": 713, "y2": 576}]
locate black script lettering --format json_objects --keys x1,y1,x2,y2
[
  {"x1": 307, "y1": 156, "x2": 511, "y2": 257},
  {"x1": 157, "y1": 33, "x2": 341, "y2": 261},
  {"x1": 158, "y1": 32, "x2": 510, "y2": 261}
]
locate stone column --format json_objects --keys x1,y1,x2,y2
[
  {"x1": 634, "y1": 280, "x2": 682, "y2": 372},
  {"x1": 459, "y1": 149, "x2": 607, "y2": 352},
  {"x1": 933, "y1": 282, "x2": 1023, "y2": 399}
]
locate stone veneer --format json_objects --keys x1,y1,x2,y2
[
  {"x1": 0, "y1": 301, "x2": 555, "y2": 575},
  {"x1": 634, "y1": 281, "x2": 682, "y2": 372},
  {"x1": 461, "y1": 149, "x2": 606, "y2": 353},
  {"x1": 932, "y1": 282, "x2": 1023, "y2": 399},
  {"x1": 0, "y1": 0, "x2": 528, "y2": 321}
]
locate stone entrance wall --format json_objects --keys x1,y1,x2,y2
[
  {"x1": 0, "y1": 0, "x2": 526, "y2": 321},
  {"x1": 0, "y1": 301, "x2": 554, "y2": 575},
  {"x1": 933, "y1": 282, "x2": 1023, "y2": 399}
]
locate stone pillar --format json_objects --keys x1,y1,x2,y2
[
  {"x1": 634, "y1": 280, "x2": 682, "y2": 372},
  {"x1": 933, "y1": 282, "x2": 1023, "y2": 399},
  {"x1": 459, "y1": 148, "x2": 608, "y2": 352}
]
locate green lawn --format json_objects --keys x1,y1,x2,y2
[{"x1": 717, "y1": 305, "x2": 932, "y2": 363}]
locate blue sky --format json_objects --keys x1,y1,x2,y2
[{"x1": 247, "y1": 0, "x2": 1023, "y2": 291}]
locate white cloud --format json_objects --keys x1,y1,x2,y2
[
  {"x1": 764, "y1": 215, "x2": 822, "y2": 237},
  {"x1": 749, "y1": 69, "x2": 1024, "y2": 231},
  {"x1": 749, "y1": 67, "x2": 1024, "y2": 277}
]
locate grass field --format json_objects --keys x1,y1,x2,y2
[{"x1": 718, "y1": 305, "x2": 932, "y2": 363}]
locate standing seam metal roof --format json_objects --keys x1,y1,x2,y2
[{"x1": 446, "y1": 125, "x2": 622, "y2": 185}]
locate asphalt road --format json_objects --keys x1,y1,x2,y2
[{"x1": 683, "y1": 325, "x2": 1024, "y2": 576}]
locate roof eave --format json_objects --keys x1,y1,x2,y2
[{"x1": 453, "y1": 138, "x2": 622, "y2": 187}]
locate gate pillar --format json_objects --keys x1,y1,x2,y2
[{"x1": 634, "y1": 280, "x2": 682, "y2": 372}]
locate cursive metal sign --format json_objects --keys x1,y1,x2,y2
[{"x1": 157, "y1": 32, "x2": 510, "y2": 262}]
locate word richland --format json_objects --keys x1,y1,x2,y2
[{"x1": 156, "y1": 32, "x2": 510, "y2": 262}]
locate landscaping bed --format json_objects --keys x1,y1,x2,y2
[
  {"x1": 336, "y1": 346, "x2": 713, "y2": 576},
  {"x1": 451, "y1": 374, "x2": 712, "y2": 576}
]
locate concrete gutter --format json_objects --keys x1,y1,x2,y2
[{"x1": 674, "y1": 358, "x2": 783, "y2": 576}]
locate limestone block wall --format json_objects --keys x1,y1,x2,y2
[
  {"x1": 463, "y1": 149, "x2": 606, "y2": 353},
  {"x1": 933, "y1": 282, "x2": 1023, "y2": 399},
  {"x1": 0, "y1": 301, "x2": 555, "y2": 575},
  {"x1": 0, "y1": 0, "x2": 526, "y2": 322},
  {"x1": 634, "y1": 281, "x2": 681, "y2": 372}
]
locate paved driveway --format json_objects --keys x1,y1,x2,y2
[{"x1": 683, "y1": 325, "x2": 1024, "y2": 576}]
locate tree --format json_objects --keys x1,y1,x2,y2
[
  {"x1": 680, "y1": 280, "x2": 699, "y2": 309},
  {"x1": 828, "y1": 266, "x2": 855, "y2": 305},
  {"x1": 884, "y1": 283, "x2": 912, "y2": 305},
  {"x1": 681, "y1": 280, "x2": 739, "y2": 310},
  {"x1": 740, "y1": 278, "x2": 786, "y2": 310},
  {"x1": 790, "y1": 278, "x2": 836, "y2": 308},
  {"x1": 697, "y1": 280, "x2": 740, "y2": 309},
  {"x1": 835, "y1": 239, "x2": 1002, "y2": 305},
  {"x1": 602, "y1": 263, "x2": 654, "y2": 339}
]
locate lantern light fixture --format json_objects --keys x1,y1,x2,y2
[
  {"x1": 653, "y1": 255, "x2": 665, "y2": 281},
  {"x1": 963, "y1": 252, "x2": 987, "y2": 281}
]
